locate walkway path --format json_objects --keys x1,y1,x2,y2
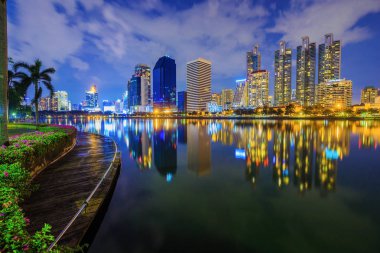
[{"x1": 23, "y1": 132, "x2": 120, "y2": 247}]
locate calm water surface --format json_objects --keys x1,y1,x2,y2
[{"x1": 50, "y1": 118, "x2": 380, "y2": 253}]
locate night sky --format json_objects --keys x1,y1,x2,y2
[{"x1": 7, "y1": 0, "x2": 380, "y2": 104}]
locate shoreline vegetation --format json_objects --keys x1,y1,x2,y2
[{"x1": 0, "y1": 124, "x2": 76, "y2": 252}]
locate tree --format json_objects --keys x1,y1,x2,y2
[
  {"x1": 17, "y1": 59, "x2": 55, "y2": 125},
  {"x1": 285, "y1": 104, "x2": 295, "y2": 115},
  {"x1": 0, "y1": 0, "x2": 8, "y2": 144},
  {"x1": 8, "y1": 58, "x2": 26, "y2": 116}
]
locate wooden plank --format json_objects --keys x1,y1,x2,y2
[{"x1": 22, "y1": 132, "x2": 118, "y2": 247}]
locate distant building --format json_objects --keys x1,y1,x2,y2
[
  {"x1": 103, "y1": 100, "x2": 115, "y2": 113},
  {"x1": 177, "y1": 91, "x2": 187, "y2": 113},
  {"x1": 207, "y1": 101, "x2": 223, "y2": 113},
  {"x1": 71, "y1": 104, "x2": 80, "y2": 111},
  {"x1": 296, "y1": 36, "x2": 316, "y2": 106},
  {"x1": 361, "y1": 86, "x2": 379, "y2": 104},
  {"x1": 153, "y1": 56, "x2": 176, "y2": 111},
  {"x1": 318, "y1": 33, "x2": 341, "y2": 84},
  {"x1": 246, "y1": 44, "x2": 261, "y2": 76},
  {"x1": 291, "y1": 89, "x2": 297, "y2": 102},
  {"x1": 84, "y1": 85, "x2": 99, "y2": 111},
  {"x1": 128, "y1": 64, "x2": 151, "y2": 113},
  {"x1": 186, "y1": 58, "x2": 212, "y2": 112},
  {"x1": 232, "y1": 79, "x2": 247, "y2": 109},
  {"x1": 122, "y1": 90, "x2": 129, "y2": 113},
  {"x1": 274, "y1": 41, "x2": 292, "y2": 106},
  {"x1": 247, "y1": 70, "x2": 269, "y2": 107},
  {"x1": 39, "y1": 97, "x2": 51, "y2": 111},
  {"x1": 51, "y1": 91, "x2": 69, "y2": 111},
  {"x1": 316, "y1": 79, "x2": 352, "y2": 108},
  {"x1": 221, "y1": 89, "x2": 234, "y2": 110},
  {"x1": 115, "y1": 99, "x2": 123, "y2": 113},
  {"x1": 211, "y1": 93, "x2": 222, "y2": 106}
]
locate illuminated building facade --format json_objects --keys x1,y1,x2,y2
[
  {"x1": 246, "y1": 44, "x2": 261, "y2": 76},
  {"x1": 39, "y1": 97, "x2": 51, "y2": 111},
  {"x1": 153, "y1": 56, "x2": 176, "y2": 111},
  {"x1": 51, "y1": 91, "x2": 69, "y2": 111},
  {"x1": 128, "y1": 64, "x2": 151, "y2": 113},
  {"x1": 247, "y1": 70, "x2": 269, "y2": 107},
  {"x1": 318, "y1": 33, "x2": 341, "y2": 84},
  {"x1": 211, "y1": 92, "x2": 222, "y2": 106},
  {"x1": 274, "y1": 41, "x2": 292, "y2": 106},
  {"x1": 221, "y1": 89, "x2": 234, "y2": 110},
  {"x1": 177, "y1": 91, "x2": 187, "y2": 113},
  {"x1": 232, "y1": 79, "x2": 247, "y2": 109},
  {"x1": 361, "y1": 86, "x2": 379, "y2": 104},
  {"x1": 84, "y1": 85, "x2": 99, "y2": 111},
  {"x1": 316, "y1": 79, "x2": 352, "y2": 108},
  {"x1": 296, "y1": 36, "x2": 316, "y2": 106},
  {"x1": 186, "y1": 58, "x2": 212, "y2": 112}
]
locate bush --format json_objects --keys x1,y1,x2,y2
[{"x1": 1, "y1": 125, "x2": 76, "y2": 252}]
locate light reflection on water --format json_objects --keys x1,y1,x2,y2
[{"x1": 47, "y1": 118, "x2": 380, "y2": 252}]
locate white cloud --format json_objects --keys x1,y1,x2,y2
[
  {"x1": 69, "y1": 56, "x2": 89, "y2": 71},
  {"x1": 8, "y1": 0, "x2": 83, "y2": 67},
  {"x1": 268, "y1": 0, "x2": 380, "y2": 47}
]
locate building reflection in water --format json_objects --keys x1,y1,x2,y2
[
  {"x1": 187, "y1": 120, "x2": 211, "y2": 176},
  {"x1": 46, "y1": 116, "x2": 380, "y2": 192},
  {"x1": 153, "y1": 120, "x2": 177, "y2": 182}
]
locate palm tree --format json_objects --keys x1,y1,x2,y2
[
  {"x1": 0, "y1": 0, "x2": 8, "y2": 144},
  {"x1": 8, "y1": 58, "x2": 27, "y2": 114},
  {"x1": 17, "y1": 59, "x2": 55, "y2": 125}
]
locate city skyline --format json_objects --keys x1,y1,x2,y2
[{"x1": 6, "y1": 0, "x2": 380, "y2": 104}]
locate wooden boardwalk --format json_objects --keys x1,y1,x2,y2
[{"x1": 23, "y1": 132, "x2": 120, "y2": 247}]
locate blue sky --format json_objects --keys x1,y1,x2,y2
[{"x1": 7, "y1": 0, "x2": 380, "y2": 104}]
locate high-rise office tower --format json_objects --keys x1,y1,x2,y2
[
  {"x1": 128, "y1": 64, "x2": 151, "y2": 112},
  {"x1": 177, "y1": 91, "x2": 187, "y2": 113},
  {"x1": 316, "y1": 79, "x2": 352, "y2": 108},
  {"x1": 39, "y1": 97, "x2": 51, "y2": 111},
  {"x1": 186, "y1": 58, "x2": 212, "y2": 112},
  {"x1": 85, "y1": 85, "x2": 98, "y2": 110},
  {"x1": 232, "y1": 79, "x2": 247, "y2": 109},
  {"x1": 361, "y1": 86, "x2": 379, "y2": 104},
  {"x1": 296, "y1": 36, "x2": 316, "y2": 106},
  {"x1": 247, "y1": 44, "x2": 261, "y2": 76},
  {"x1": 51, "y1": 91, "x2": 69, "y2": 111},
  {"x1": 247, "y1": 70, "x2": 269, "y2": 107},
  {"x1": 153, "y1": 56, "x2": 176, "y2": 111},
  {"x1": 274, "y1": 41, "x2": 292, "y2": 106},
  {"x1": 221, "y1": 89, "x2": 234, "y2": 110},
  {"x1": 211, "y1": 93, "x2": 222, "y2": 106},
  {"x1": 318, "y1": 33, "x2": 341, "y2": 84}
]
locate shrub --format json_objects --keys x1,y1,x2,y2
[{"x1": 0, "y1": 125, "x2": 77, "y2": 252}]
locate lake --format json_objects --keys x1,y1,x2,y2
[{"x1": 48, "y1": 118, "x2": 380, "y2": 253}]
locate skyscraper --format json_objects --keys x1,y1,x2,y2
[
  {"x1": 221, "y1": 89, "x2": 234, "y2": 110},
  {"x1": 84, "y1": 85, "x2": 98, "y2": 111},
  {"x1": 232, "y1": 79, "x2": 247, "y2": 109},
  {"x1": 274, "y1": 41, "x2": 292, "y2": 106},
  {"x1": 318, "y1": 33, "x2": 341, "y2": 84},
  {"x1": 128, "y1": 64, "x2": 151, "y2": 112},
  {"x1": 177, "y1": 91, "x2": 187, "y2": 113},
  {"x1": 153, "y1": 56, "x2": 176, "y2": 111},
  {"x1": 296, "y1": 36, "x2": 316, "y2": 106},
  {"x1": 51, "y1": 91, "x2": 69, "y2": 111},
  {"x1": 186, "y1": 58, "x2": 212, "y2": 112},
  {"x1": 246, "y1": 44, "x2": 261, "y2": 76},
  {"x1": 316, "y1": 79, "x2": 352, "y2": 108},
  {"x1": 361, "y1": 86, "x2": 379, "y2": 104},
  {"x1": 247, "y1": 70, "x2": 269, "y2": 107}
]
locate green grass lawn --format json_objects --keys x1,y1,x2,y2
[{"x1": 8, "y1": 123, "x2": 38, "y2": 136}]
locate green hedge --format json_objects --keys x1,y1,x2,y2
[{"x1": 1, "y1": 125, "x2": 77, "y2": 252}]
